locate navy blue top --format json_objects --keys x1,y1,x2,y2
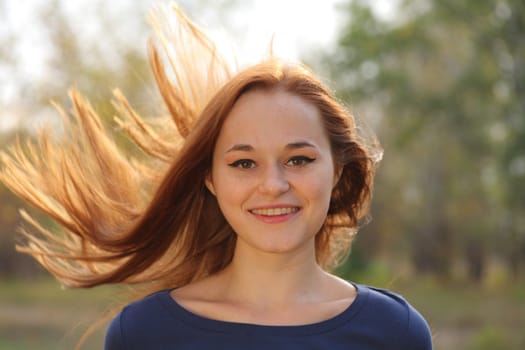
[{"x1": 104, "y1": 284, "x2": 432, "y2": 349}]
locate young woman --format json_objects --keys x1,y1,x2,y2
[{"x1": 0, "y1": 5, "x2": 432, "y2": 349}]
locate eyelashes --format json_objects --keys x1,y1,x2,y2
[
  {"x1": 228, "y1": 159, "x2": 256, "y2": 169},
  {"x1": 228, "y1": 156, "x2": 316, "y2": 169},
  {"x1": 286, "y1": 156, "x2": 316, "y2": 167}
]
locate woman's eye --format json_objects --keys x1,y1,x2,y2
[
  {"x1": 286, "y1": 156, "x2": 316, "y2": 167},
  {"x1": 228, "y1": 159, "x2": 256, "y2": 169}
]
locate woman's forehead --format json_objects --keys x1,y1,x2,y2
[
  {"x1": 215, "y1": 89, "x2": 330, "y2": 152},
  {"x1": 228, "y1": 89, "x2": 319, "y2": 124}
]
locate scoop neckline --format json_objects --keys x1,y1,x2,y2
[{"x1": 157, "y1": 283, "x2": 369, "y2": 336}]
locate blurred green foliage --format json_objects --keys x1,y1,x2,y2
[
  {"x1": 467, "y1": 326, "x2": 513, "y2": 350},
  {"x1": 318, "y1": 0, "x2": 525, "y2": 283},
  {"x1": 0, "y1": 278, "x2": 119, "y2": 350}
]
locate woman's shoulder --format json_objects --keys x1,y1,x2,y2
[
  {"x1": 357, "y1": 284, "x2": 416, "y2": 315},
  {"x1": 354, "y1": 284, "x2": 433, "y2": 349},
  {"x1": 104, "y1": 290, "x2": 175, "y2": 350},
  {"x1": 117, "y1": 289, "x2": 173, "y2": 321}
]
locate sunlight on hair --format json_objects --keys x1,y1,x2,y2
[{"x1": 0, "y1": 4, "x2": 236, "y2": 288}]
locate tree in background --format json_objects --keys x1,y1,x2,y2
[{"x1": 319, "y1": 0, "x2": 525, "y2": 282}]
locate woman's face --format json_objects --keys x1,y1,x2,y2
[{"x1": 206, "y1": 88, "x2": 339, "y2": 259}]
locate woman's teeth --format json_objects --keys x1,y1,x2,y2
[{"x1": 250, "y1": 207, "x2": 299, "y2": 216}]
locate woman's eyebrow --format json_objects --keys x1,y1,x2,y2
[
  {"x1": 285, "y1": 141, "x2": 317, "y2": 150},
  {"x1": 225, "y1": 141, "x2": 317, "y2": 153},
  {"x1": 226, "y1": 144, "x2": 254, "y2": 153}
]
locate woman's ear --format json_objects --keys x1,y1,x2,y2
[{"x1": 205, "y1": 173, "x2": 216, "y2": 196}]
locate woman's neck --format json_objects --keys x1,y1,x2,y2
[
  {"x1": 169, "y1": 241, "x2": 357, "y2": 325},
  {"x1": 215, "y1": 243, "x2": 329, "y2": 308}
]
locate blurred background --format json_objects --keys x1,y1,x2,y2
[{"x1": 1, "y1": 0, "x2": 524, "y2": 349}]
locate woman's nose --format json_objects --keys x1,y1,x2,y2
[{"x1": 258, "y1": 165, "x2": 290, "y2": 196}]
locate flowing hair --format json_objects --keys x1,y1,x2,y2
[{"x1": 0, "y1": 3, "x2": 381, "y2": 298}]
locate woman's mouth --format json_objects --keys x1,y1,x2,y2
[{"x1": 249, "y1": 207, "x2": 300, "y2": 216}]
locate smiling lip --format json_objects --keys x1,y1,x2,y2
[{"x1": 248, "y1": 206, "x2": 301, "y2": 223}]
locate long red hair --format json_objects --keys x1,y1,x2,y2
[{"x1": 0, "y1": 5, "x2": 381, "y2": 294}]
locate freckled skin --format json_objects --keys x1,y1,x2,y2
[{"x1": 206, "y1": 89, "x2": 338, "y2": 258}]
